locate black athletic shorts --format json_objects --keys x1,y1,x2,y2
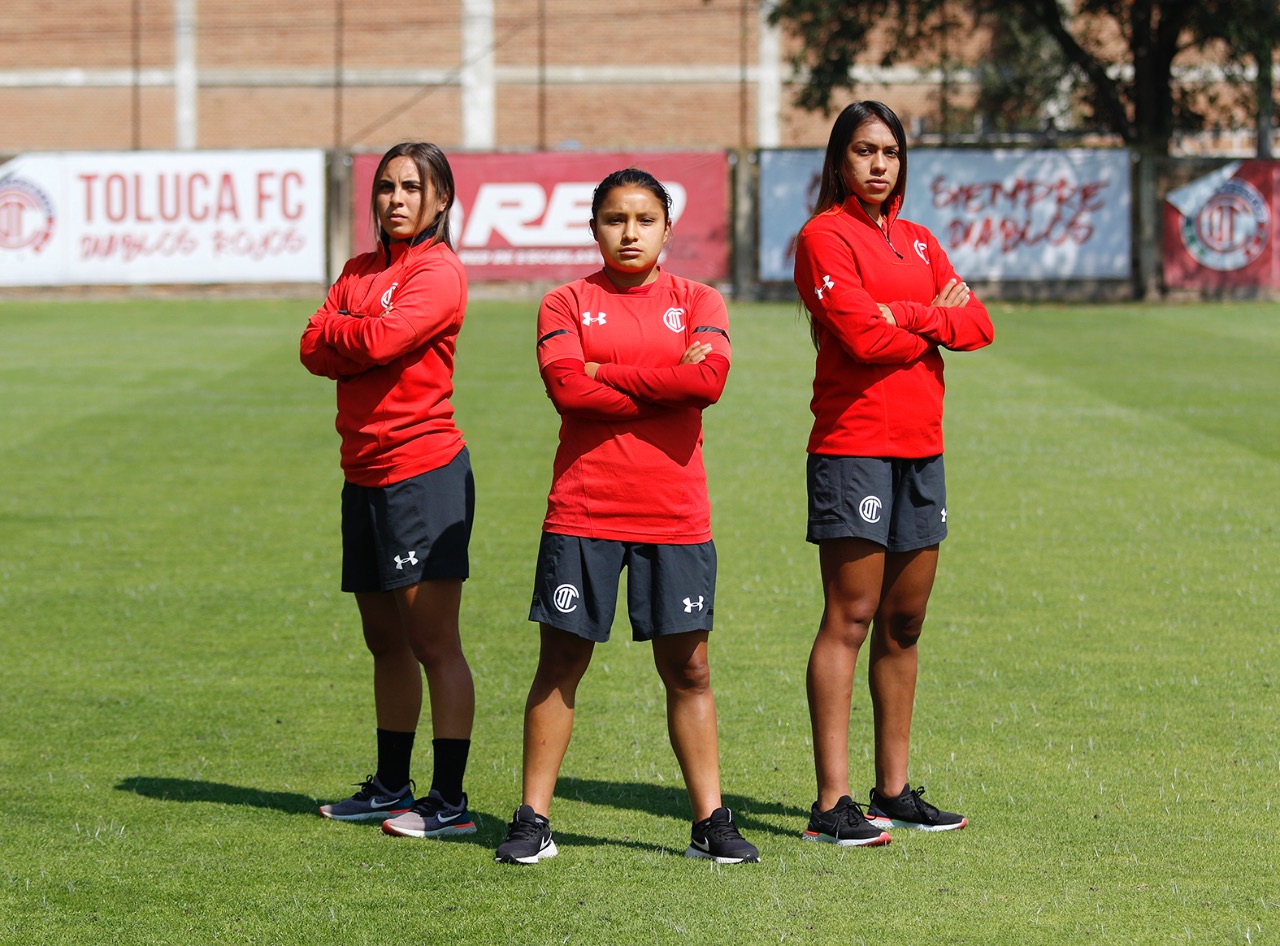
[
  {"x1": 340, "y1": 447, "x2": 474, "y2": 592},
  {"x1": 528, "y1": 532, "x2": 716, "y2": 642},
  {"x1": 806, "y1": 454, "x2": 947, "y2": 552}
]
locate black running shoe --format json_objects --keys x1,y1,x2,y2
[
  {"x1": 803, "y1": 795, "x2": 891, "y2": 846},
  {"x1": 317, "y1": 775, "x2": 414, "y2": 821},
  {"x1": 495, "y1": 805, "x2": 558, "y2": 864},
  {"x1": 867, "y1": 785, "x2": 967, "y2": 831},
  {"x1": 685, "y1": 807, "x2": 759, "y2": 864}
]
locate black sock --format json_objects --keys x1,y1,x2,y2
[
  {"x1": 375, "y1": 728, "x2": 415, "y2": 792},
  {"x1": 430, "y1": 738, "x2": 471, "y2": 806}
]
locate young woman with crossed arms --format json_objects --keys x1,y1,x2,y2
[
  {"x1": 793, "y1": 102, "x2": 994, "y2": 846},
  {"x1": 495, "y1": 168, "x2": 758, "y2": 865},
  {"x1": 302, "y1": 142, "x2": 478, "y2": 840}
]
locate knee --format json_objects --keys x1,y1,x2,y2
[
  {"x1": 657, "y1": 652, "x2": 712, "y2": 695},
  {"x1": 878, "y1": 608, "x2": 926, "y2": 647},
  {"x1": 818, "y1": 604, "x2": 875, "y2": 649}
]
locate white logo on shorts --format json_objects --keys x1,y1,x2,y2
[
  {"x1": 682, "y1": 596, "x2": 705, "y2": 613},
  {"x1": 941, "y1": 507, "x2": 947, "y2": 523},
  {"x1": 859, "y1": 496, "x2": 883, "y2": 524},
  {"x1": 394, "y1": 551, "x2": 418, "y2": 569},
  {"x1": 553, "y1": 583, "x2": 580, "y2": 613},
  {"x1": 662, "y1": 307, "x2": 686, "y2": 332}
]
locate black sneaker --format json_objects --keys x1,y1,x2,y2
[
  {"x1": 867, "y1": 785, "x2": 967, "y2": 831},
  {"x1": 381, "y1": 789, "x2": 477, "y2": 838},
  {"x1": 317, "y1": 775, "x2": 414, "y2": 821},
  {"x1": 494, "y1": 805, "x2": 558, "y2": 864},
  {"x1": 685, "y1": 807, "x2": 759, "y2": 864},
  {"x1": 803, "y1": 795, "x2": 891, "y2": 846}
]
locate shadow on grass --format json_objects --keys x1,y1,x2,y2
[
  {"x1": 553, "y1": 776, "x2": 800, "y2": 839},
  {"x1": 116, "y1": 776, "x2": 317, "y2": 814}
]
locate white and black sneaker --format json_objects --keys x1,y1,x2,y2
[
  {"x1": 495, "y1": 805, "x2": 558, "y2": 864},
  {"x1": 685, "y1": 807, "x2": 759, "y2": 864},
  {"x1": 317, "y1": 775, "x2": 413, "y2": 822},
  {"x1": 803, "y1": 795, "x2": 891, "y2": 846},
  {"x1": 867, "y1": 785, "x2": 967, "y2": 831}
]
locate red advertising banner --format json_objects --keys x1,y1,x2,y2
[
  {"x1": 1163, "y1": 160, "x2": 1280, "y2": 291},
  {"x1": 351, "y1": 151, "x2": 729, "y2": 283}
]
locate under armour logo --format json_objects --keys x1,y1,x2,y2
[
  {"x1": 662, "y1": 308, "x2": 686, "y2": 332},
  {"x1": 814, "y1": 275, "x2": 835, "y2": 300},
  {"x1": 553, "y1": 583, "x2": 580, "y2": 613},
  {"x1": 381, "y1": 282, "x2": 399, "y2": 308},
  {"x1": 941, "y1": 508, "x2": 947, "y2": 523},
  {"x1": 582, "y1": 312, "x2": 607, "y2": 326},
  {"x1": 682, "y1": 596, "x2": 705, "y2": 613},
  {"x1": 914, "y1": 241, "x2": 929, "y2": 263},
  {"x1": 393, "y1": 551, "x2": 418, "y2": 570}
]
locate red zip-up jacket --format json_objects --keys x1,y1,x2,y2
[
  {"x1": 300, "y1": 235, "x2": 466, "y2": 487},
  {"x1": 793, "y1": 194, "x2": 994, "y2": 458}
]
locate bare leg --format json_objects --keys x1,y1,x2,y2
[
  {"x1": 521, "y1": 624, "x2": 595, "y2": 816},
  {"x1": 356, "y1": 591, "x2": 421, "y2": 732},
  {"x1": 868, "y1": 546, "x2": 938, "y2": 797},
  {"x1": 653, "y1": 631, "x2": 721, "y2": 821},
  {"x1": 807, "y1": 538, "x2": 885, "y2": 811},
  {"x1": 394, "y1": 579, "x2": 474, "y2": 739}
]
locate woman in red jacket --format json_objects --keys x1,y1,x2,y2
[
  {"x1": 494, "y1": 168, "x2": 758, "y2": 866},
  {"x1": 792, "y1": 102, "x2": 994, "y2": 846},
  {"x1": 301, "y1": 142, "x2": 477, "y2": 840}
]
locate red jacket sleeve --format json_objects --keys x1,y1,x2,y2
[
  {"x1": 595, "y1": 353, "x2": 729, "y2": 409},
  {"x1": 541, "y1": 360, "x2": 662, "y2": 420},
  {"x1": 321, "y1": 252, "x2": 464, "y2": 365},
  {"x1": 299, "y1": 272, "x2": 373, "y2": 378},
  {"x1": 795, "y1": 228, "x2": 933, "y2": 364},
  {"x1": 887, "y1": 231, "x2": 994, "y2": 351}
]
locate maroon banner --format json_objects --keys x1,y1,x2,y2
[
  {"x1": 351, "y1": 151, "x2": 729, "y2": 284},
  {"x1": 1163, "y1": 160, "x2": 1280, "y2": 291}
]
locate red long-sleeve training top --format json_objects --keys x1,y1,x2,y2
[
  {"x1": 793, "y1": 194, "x2": 994, "y2": 458},
  {"x1": 300, "y1": 236, "x2": 467, "y2": 487}
]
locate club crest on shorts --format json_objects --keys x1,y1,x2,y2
[
  {"x1": 859, "y1": 496, "x2": 883, "y2": 524},
  {"x1": 553, "y1": 583, "x2": 580, "y2": 613}
]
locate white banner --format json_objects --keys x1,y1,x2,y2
[
  {"x1": 0, "y1": 151, "x2": 326, "y2": 286},
  {"x1": 759, "y1": 148, "x2": 1131, "y2": 282}
]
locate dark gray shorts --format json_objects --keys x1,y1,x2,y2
[
  {"x1": 340, "y1": 447, "x2": 474, "y2": 592},
  {"x1": 806, "y1": 454, "x2": 947, "y2": 552},
  {"x1": 528, "y1": 532, "x2": 716, "y2": 642}
]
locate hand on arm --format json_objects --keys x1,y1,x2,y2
[
  {"x1": 542, "y1": 359, "x2": 662, "y2": 420},
  {"x1": 594, "y1": 342, "x2": 729, "y2": 409}
]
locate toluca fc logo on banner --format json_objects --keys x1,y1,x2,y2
[
  {"x1": 1181, "y1": 178, "x2": 1269, "y2": 272},
  {"x1": 0, "y1": 177, "x2": 55, "y2": 254}
]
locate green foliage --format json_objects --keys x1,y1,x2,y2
[
  {"x1": 1, "y1": 297, "x2": 1277, "y2": 945},
  {"x1": 770, "y1": 0, "x2": 1280, "y2": 153}
]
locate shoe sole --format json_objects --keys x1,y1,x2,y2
[
  {"x1": 802, "y1": 829, "x2": 891, "y2": 846},
  {"x1": 495, "y1": 840, "x2": 558, "y2": 865},
  {"x1": 684, "y1": 846, "x2": 759, "y2": 864},
  {"x1": 867, "y1": 815, "x2": 967, "y2": 832},
  {"x1": 381, "y1": 820, "x2": 477, "y2": 838},
  {"x1": 318, "y1": 805, "x2": 412, "y2": 822}
]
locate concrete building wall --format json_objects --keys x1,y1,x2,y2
[{"x1": 0, "y1": 0, "x2": 984, "y2": 154}]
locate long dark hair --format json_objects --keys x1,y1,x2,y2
[
  {"x1": 810, "y1": 101, "x2": 909, "y2": 218},
  {"x1": 369, "y1": 142, "x2": 456, "y2": 249},
  {"x1": 591, "y1": 167, "x2": 672, "y2": 223}
]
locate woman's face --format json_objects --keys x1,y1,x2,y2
[
  {"x1": 376, "y1": 155, "x2": 447, "y2": 240},
  {"x1": 841, "y1": 119, "x2": 901, "y2": 217},
  {"x1": 589, "y1": 185, "x2": 671, "y2": 286}
]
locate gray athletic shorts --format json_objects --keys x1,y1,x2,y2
[
  {"x1": 340, "y1": 447, "x2": 474, "y2": 592},
  {"x1": 806, "y1": 454, "x2": 947, "y2": 552},
  {"x1": 528, "y1": 532, "x2": 716, "y2": 642}
]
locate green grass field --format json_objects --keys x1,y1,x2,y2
[{"x1": 1, "y1": 295, "x2": 1276, "y2": 945}]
